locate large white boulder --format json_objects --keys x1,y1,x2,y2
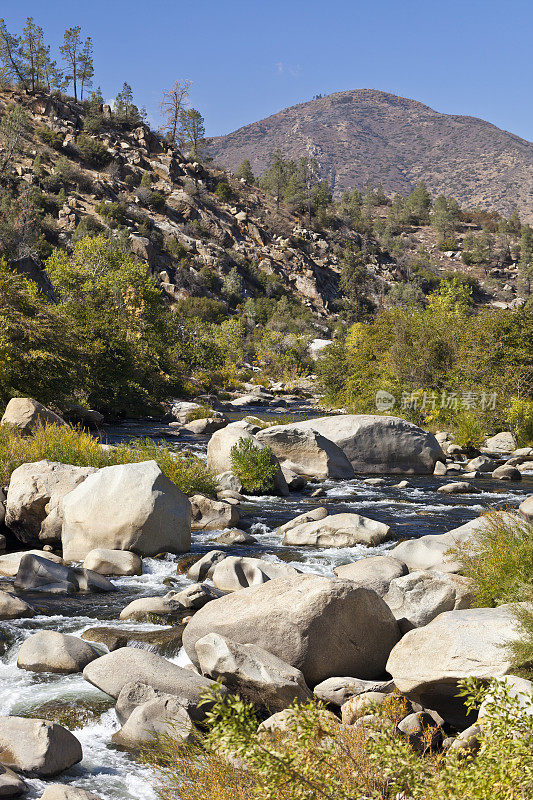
[
  {"x1": 0, "y1": 590, "x2": 35, "y2": 620},
  {"x1": 189, "y1": 495, "x2": 240, "y2": 530},
  {"x1": 17, "y1": 631, "x2": 100, "y2": 674},
  {"x1": 206, "y1": 423, "x2": 288, "y2": 495},
  {"x1": 61, "y1": 460, "x2": 191, "y2": 561},
  {"x1": 14, "y1": 553, "x2": 115, "y2": 595},
  {"x1": 334, "y1": 555, "x2": 408, "y2": 594},
  {"x1": 1, "y1": 398, "x2": 67, "y2": 435},
  {"x1": 519, "y1": 495, "x2": 533, "y2": 522},
  {"x1": 112, "y1": 699, "x2": 196, "y2": 749},
  {"x1": 255, "y1": 425, "x2": 354, "y2": 480},
  {"x1": 195, "y1": 633, "x2": 312, "y2": 711},
  {"x1": 285, "y1": 415, "x2": 443, "y2": 474},
  {"x1": 83, "y1": 647, "x2": 217, "y2": 720},
  {"x1": 5, "y1": 460, "x2": 97, "y2": 545},
  {"x1": 282, "y1": 513, "x2": 391, "y2": 548},
  {"x1": 0, "y1": 717, "x2": 82, "y2": 776},
  {"x1": 82, "y1": 549, "x2": 142, "y2": 576},
  {"x1": 183, "y1": 574, "x2": 400, "y2": 686},
  {"x1": 40, "y1": 786, "x2": 102, "y2": 800},
  {"x1": 276, "y1": 507, "x2": 328, "y2": 537},
  {"x1": 211, "y1": 556, "x2": 299, "y2": 592},
  {"x1": 484, "y1": 431, "x2": 517, "y2": 453},
  {"x1": 386, "y1": 604, "x2": 522, "y2": 725},
  {"x1": 382, "y1": 570, "x2": 474, "y2": 633}
]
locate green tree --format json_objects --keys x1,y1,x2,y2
[
  {"x1": 21, "y1": 17, "x2": 47, "y2": 93},
  {"x1": 519, "y1": 224, "x2": 533, "y2": 296},
  {"x1": 78, "y1": 36, "x2": 94, "y2": 100},
  {"x1": 407, "y1": 182, "x2": 432, "y2": 224},
  {"x1": 113, "y1": 82, "x2": 141, "y2": 128},
  {"x1": 60, "y1": 26, "x2": 89, "y2": 101},
  {"x1": 235, "y1": 158, "x2": 255, "y2": 184},
  {"x1": 339, "y1": 244, "x2": 373, "y2": 320},
  {"x1": 260, "y1": 149, "x2": 292, "y2": 208},
  {"x1": 0, "y1": 18, "x2": 27, "y2": 89},
  {"x1": 180, "y1": 108, "x2": 206, "y2": 159},
  {"x1": 0, "y1": 103, "x2": 29, "y2": 175},
  {"x1": 431, "y1": 195, "x2": 460, "y2": 240}
]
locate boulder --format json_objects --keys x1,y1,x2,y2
[
  {"x1": 280, "y1": 464, "x2": 307, "y2": 491},
  {"x1": 282, "y1": 513, "x2": 391, "y2": 548},
  {"x1": 0, "y1": 717, "x2": 82, "y2": 776},
  {"x1": 5, "y1": 461, "x2": 97, "y2": 545},
  {"x1": 287, "y1": 415, "x2": 443, "y2": 474},
  {"x1": 313, "y1": 676, "x2": 394, "y2": 707},
  {"x1": 189, "y1": 495, "x2": 240, "y2": 530},
  {"x1": 183, "y1": 574, "x2": 400, "y2": 686},
  {"x1": 397, "y1": 711, "x2": 443, "y2": 751},
  {"x1": 206, "y1": 424, "x2": 288, "y2": 496},
  {"x1": 382, "y1": 570, "x2": 474, "y2": 633},
  {"x1": 187, "y1": 550, "x2": 227, "y2": 581},
  {"x1": 386, "y1": 604, "x2": 522, "y2": 725},
  {"x1": 83, "y1": 648, "x2": 217, "y2": 720},
  {"x1": 333, "y1": 556, "x2": 408, "y2": 595},
  {"x1": 255, "y1": 425, "x2": 354, "y2": 480},
  {"x1": 484, "y1": 431, "x2": 517, "y2": 453},
  {"x1": 211, "y1": 556, "x2": 299, "y2": 592},
  {"x1": 82, "y1": 549, "x2": 142, "y2": 576},
  {"x1": 465, "y1": 455, "x2": 495, "y2": 472},
  {"x1": 388, "y1": 514, "x2": 510, "y2": 574},
  {"x1": 491, "y1": 465, "x2": 522, "y2": 481},
  {"x1": 112, "y1": 699, "x2": 196, "y2": 749},
  {"x1": 170, "y1": 401, "x2": 201, "y2": 423},
  {"x1": 182, "y1": 417, "x2": 227, "y2": 435},
  {"x1": 257, "y1": 707, "x2": 340, "y2": 737},
  {"x1": 477, "y1": 675, "x2": 533, "y2": 722},
  {"x1": 195, "y1": 633, "x2": 312, "y2": 711},
  {"x1": 61, "y1": 461, "x2": 191, "y2": 561},
  {"x1": 0, "y1": 398, "x2": 67, "y2": 435},
  {"x1": 276, "y1": 507, "x2": 328, "y2": 537},
  {"x1": 0, "y1": 591, "x2": 35, "y2": 621},
  {"x1": 215, "y1": 529, "x2": 257, "y2": 545},
  {"x1": 519, "y1": 495, "x2": 533, "y2": 522},
  {"x1": 0, "y1": 764, "x2": 26, "y2": 797},
  {"x1": 40, "y1": 786, "x2": 102, "y2": 800},
  {"x1": 341, "y1": 691, "x2": 391, "y2": 724},
  {"x1": 17, "y1": 631, "x2": 99, "y2": 674},
  {"x1": 119, "y1": 584, "x2": 223, "y2": 621},
  {"x1": 433, "y1": 461, "x2": 448, "y2": 475},
  {"x1": 0, "y1": 549, "x2": 63, "y2": 578},
  {"x1": 437, "y1": 482, "x2": 479, "y2": 494},
  {"x1": 14, "y1": 554, "x2": 115, "y2": 594}
]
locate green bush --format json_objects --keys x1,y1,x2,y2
[
  {"x1": 95, "y1": 200, "x2": 129, "y2": 226},
  {"x1": 185, "y1": 405, "x2": 215, "y2": 422},
  {"x1": 75, "y1": 134, "x2": 111, "y2": 169},
  {"x1": 0, "y1": 423, "x2": 216, "y2": 497},
  {"x1": 38, "y1": 125, "x2": 64, "y2": 150},
  {"x1": 148, "y1": 191, "x2": 166, "y2": 211},
  {"x1": 230, "y1": 437, "x2": 277, "y2": 494},
  {"x1": 143, "y1": 679, "x2": 533, "y2": 800},
  {"x1": 214, "y1": 181, "x2": 232, "y2": 203}
]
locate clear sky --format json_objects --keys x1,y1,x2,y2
[{"x1": 2, "y1": 0, "x2": 532, "y2": 141}]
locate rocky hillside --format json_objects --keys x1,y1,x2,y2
[
  {"x1": 208, "y1": 89, "x2": 533, "y2": 221},
  {"x1": 1, "y1": 88, "x2": 404, "y2": 315}
]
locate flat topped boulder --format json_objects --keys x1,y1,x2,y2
[
  {"x1": 61, "y1": 460, "x2": 191, "y2": 561},
  {"x1": 0, "y1": 716, "x2": 82, "y2": 777},
  {"x1": 183, "y1": 574, "x2": 400, "y2": 686},
  {"x1": 1, "y1": 397, "x2": 67, "y2": 435},
  {"x1": 282, "y1": 513, "x2": 391, "y2": 548},
  {"x1": 17, "y1": 630, "x2": 100, "y2": 674},
  {"x1": 285, "y1": 414, "x2": 443, "y2": 474},
  {"x1": 255, "y1": 425, "x2": 354, "y2": 480}
]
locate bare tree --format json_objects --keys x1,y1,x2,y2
[{"x1": 160, "y1": 79, "x2": 192, "y2": 146}]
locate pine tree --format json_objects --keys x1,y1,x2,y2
[
  {"x1": 21, "y1": 17, "x2": 46, "y2": 93},
  {"x1": 407, "y1": 182, "x2": 432, "y2": 224},
  {"x1": 114, "y1": 83, "x2": 141, "y2": 128},
  {"x1": 78, "y1": 37, "x2": 94, "y2": 100},
  {"x1": 519, "y1": 224, "x2": 533, "y2": 296},
  {"x1": 0, "y1": 18, "x2": 27, "y2": 89},
  {"x1": 60, "y1": 26, "x2": 83, "y2": 100},
  {"x1": 260, "y1": 149, "x2": 289, "y2": 208},
  {"x1": 179, "y1": 108, "x2": 205, "y2": 159},
  {"x1": 236, "y1": 159, "x2": 255, "y2": 184}
]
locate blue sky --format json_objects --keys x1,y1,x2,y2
[{"x1": 2, "y1": 0, "x2": 532, "y2": 140}]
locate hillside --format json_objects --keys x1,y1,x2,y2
[{"x1": 208, "y1": 89, "x2": 533, "y2": 221}]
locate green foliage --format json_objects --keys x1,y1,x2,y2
[
  {"x1": 113, "y1": 82, "x2": 141, "y2": 128},
  {"x1": 431, "y1": 195, "x2": 460, "y2": 240},
  {"x1": 0, "y1": 104, "x2": 29, "y2": 175},
  {"x1": 185, "y1": 405, "x2": 215, "y2": 422},
  {"x1": 75, "y1": 133, "x2": 110, "y2": 168},
  {"x1": 147, "y1": 191, "x2": 166, "y2": 211},
  {"x1": 507, "y1": 397, "x2": 533, "y2": 445},
  {"x1": 215, "y1": 181, "x2": 232, "y2": 203},
  {"x1": 144, "y1": 679, "x2": 533, "y2": 800},
  {"x1": 95, "y1": 200, "x2": 129, "y2": 226},
  {"x1": 38, "y1": 124, "x2": 63, "y2": 150},
  {"x1": 0, "y1": 423, "x2": 216, "y2": 496},
  {"x1": 235, "y1": 159, "x2": 255, "y2": 184},
  {"x1": 222, "y1": 267, "x2": 245, "y2": 304},
  {"x1": 230, "y1": 437, "x2": 277, "y2": 494}
]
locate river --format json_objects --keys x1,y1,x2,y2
[{"x1": 1, "y1": 412, "x2": 531, "y2": 799}]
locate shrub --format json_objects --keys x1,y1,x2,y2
[
  {"x1": 451, "y1": 509, "x2": 533, "y2": 677},
  {"x1": 75, "y1": 134, "x2": 111, "y2": 169},
  {"x1": 165, "y1": 237, "x2": 188, "y2": 260},
  {"x1": 230, "y1": 437, "x2": 277, "y2": 494},
  {"x1": 95, "y1": 200, "x2": 129, "y2": 226},
  {"x1": 214, "y1": 181, "x2": 232, "y2": 203},
  {"x1": 38, "y1": 125, "x2": 64, "y2": 150},
  {"x1": 438, "y1": 237, "x2": 460, "y2": 251},
  {"x1": 0, "y1": 423, "x2": 216, "y2": 497},
  {"x1": 185, "y1": 405, "x2": 215, "y2": 422},
  {"x1": 450, "y1": 410, "x2": 486, "y2": 449},
  {"x1": 143, "y1": 679, "x2": 533, "y2": 800},
  {"x1": 72, "y1": 215, "x2": 105, "y2": 241},
  {"x1": 148, "y1": 191, "x2": 166, "y2": 211}
]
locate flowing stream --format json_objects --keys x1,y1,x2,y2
[{"x1": 1, "y1": 411, "x2": 531, "y2": 799}]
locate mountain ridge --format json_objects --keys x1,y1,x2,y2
[{"x1": 208, "y1": 89, "x2": 533, "y2": 221}]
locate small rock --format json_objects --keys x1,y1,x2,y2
[
  {"x1": 214, "y1": 529, "x2": 257, "y2": 545},
  {"x1": 0, "y1": 590, "x2": 35, "y2": 621},
  {"x1": 437, "y1": 482, "x2": 479, "y2": 494},
  {"x1": 491, "y1": 465, "x2": 521, "y2": 481}
]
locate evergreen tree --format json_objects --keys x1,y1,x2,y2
[
  {"x1": 60, "y1": 26, "x2": 83, "y2": 100},
  {"x1": 114, "y1": 82, "x2": 141, "y2": 128},
  {"x1": 78, "y1": 37, "x2": 94, "y2": 100},
  {"x1": 0, "y1": 18, "x2": 27, "y2": 89},
  {"x1": 21, "y1": 17, "x2": 46, "y2": 93},
  {"x1": 407, "y1": 182, "x2": 432, "y2": 223},
  {"x1": 519, "y1": 224, "x2": 533, "y2": 295},
  {"x1": 236, "y1": 158, "x2": 255, "y2": 184},
  {"x1": 0, "y1": 104, "x2": 29, "y2": 175},
  {"x1": 431, "y1": 195, "x2": 460, "y2": 240},
  {"x1": 179, "y1": 108, "x2": 206, "y2": 159},
  {"x1": 260, "y1": 149, "x2": 291, "y2": 208}
]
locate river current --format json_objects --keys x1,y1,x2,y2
[{"x1": 1, "y1": 412, "x2": 531, "y2": 799}]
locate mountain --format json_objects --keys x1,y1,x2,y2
[{"x1": 207, "y1": 89, "x2": 533, "y2": 220}]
